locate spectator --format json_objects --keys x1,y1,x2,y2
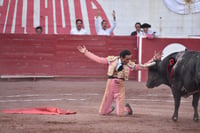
[
  {"x1": 130, "y1": 22, "x2": 143, "y2": 37},
  {"x1": 95, "y1": 10, "x2": 116, "y2": 36},
  {"x1": 70, "y1": 19, "x2": 87, "y2": 35},
  {"x1": 35, "y1": 26, "x2": 43, "y2": 34},
  {"x1": 141, "y1": 23, "x2": 156, "y2": 39}
]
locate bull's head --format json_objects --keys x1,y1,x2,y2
[{"x1": 146, "y1": 60, "x2": 164, "y2": 88}]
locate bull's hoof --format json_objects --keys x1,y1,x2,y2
[
  {"x1": 193, "y1": 117, "x2": 199, "y2": 122},
  {"x1": 172, "y1": 116, "x2": 178, "y2": 122}
]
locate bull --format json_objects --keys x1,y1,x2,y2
[{"x1": 146, "y1": 50, "x2": 200, "y2": 122}]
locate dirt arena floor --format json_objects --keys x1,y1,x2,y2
[{"x1": 0, "y1": 78, "x2": 199, "y2": 133}]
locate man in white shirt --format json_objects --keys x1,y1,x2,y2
[
  {"x1": 70, "y1": 19, "x2": 88, "y2": 35},
  {"x1": 95, "y1": 10, "x2": 116, "y2": 36},
  {"x1": 130, "y1": 22, "x2": 143, "y2": 37}
]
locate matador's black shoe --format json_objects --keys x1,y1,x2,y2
[
  {"x1": 108, "y1": 106, "x2": 115, "y2": 114},
  {"x1": 125, "y1": 103, "x2": 133, "y2": 115}
]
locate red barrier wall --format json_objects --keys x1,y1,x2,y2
[
  {"x1": 0, "y1": 34, "x2": 138, "y2": 79},
  {"x1": 140, "y1": 37, "x2": 200, "y2": 82}
]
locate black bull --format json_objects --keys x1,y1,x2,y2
[{"x1": 146, "y1": 51, "x2": 200, "y2": 122}]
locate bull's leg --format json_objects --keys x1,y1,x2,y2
[
  {"x1": 192, "y1": 92, "x2": 199, "y2": 122},
  {"x1": 172, "y1": 95, "x2": 181, "y2": 122},
  {"x1": 171, "y1": 88, "x2": 181, "y2": 122}
]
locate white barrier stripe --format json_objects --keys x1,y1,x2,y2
[
  {"x1": 81, "y1": 0, "x2": 90, "y2": 34},
  {"x1": 68, "y1": 0, "x2": 75, "y2": 30},
  {"x1": 80, "y1": 99, "x2": 85, "y2": 101},
  {"x1": 44, "y1": 0, "x2": 47, "y2": 33},
  {"x1": 1, "y1": 93, "x2": 192, "y2": 98},
  {"x1": 0, "y1": 93, "x2": 100, "y2": 98},
  {"x1": 67, "y1": 99, "x2": 76, "y2": 101},
  {"x1": 0, "y1": 98, "x2": 190, "y2": 103},
  {"x1": 33, "y1": 0, "x2": 40, "y2": 27},
  {"x1": 138, "y1": 94, "x2": 173, "y2": 97},
  {"x1": 138, "y1": 36, "x2": 143, "y2": 82},
  {"x1": 45, "y1": 0, "x2": 47, "y2": 8},
  {"x1": 0, "y1": 98, "x2": 86, "y2": 103},
  {"x1": 82, "y1": 93, "x2": 99, "y2": 95},
  {"x1": 52, "y1": 0, "x2": 57, "y2": 34},
  {"x1": 11, "y1": 0, "x2": 18, "y2": 33},
  {"x1": 3, "y1": 0, "x2": 11, "y2": 33},
  {"x1": 45, "y1": 16, "x2": 48, "y2": 34},
  {"x1": 1, "y1": 93, "x2": 187, "y2": 98},
  {"x1": 22, "y1": 0, "x2": 27, "y2": 33},
  {"x1": 60, "y1": 0, "x2": 66, "y2": 28},
  {"x1": 0, "y1": 94, "x2": 72, "y2": 98},
  {"x1": 0, "y1": 0, "x2": 4, "y2": 6},
  {"x1": 126, "y1": 98, "x2": 190, "y2": 103}
]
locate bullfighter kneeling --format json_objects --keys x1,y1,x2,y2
[{"x1": 77, "y1": 45, "x2": 158, "y2": 116}]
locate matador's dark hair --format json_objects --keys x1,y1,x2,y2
[{"x1": 120, "y1": 50, "x2": 131, "y2": 58}]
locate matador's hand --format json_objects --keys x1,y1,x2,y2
[
  {"x1": 77, "y1": 45, "x2": 87, "y2": 54},
  {"x1": 153, "y1": 51, "x2": 162, "y2": 60}
]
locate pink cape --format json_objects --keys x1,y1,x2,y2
[{"x1": 1, "y1": 107, "x2": 76, "y2": 115}]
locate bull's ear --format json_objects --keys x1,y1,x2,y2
[{"x1": 142, "y1": 61, "x2": 156, "y2": 67}]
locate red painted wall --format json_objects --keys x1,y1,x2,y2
[
  {"x1": 1, "y1": 35, "x2": 199, "y2": 81},
  {"x1": 0, "y1": 0, "x2": 110, "y2": 34},
  {"x1": 0, "y1": 34, "x2": 138, "y2": 79},
  {"x1": 141, "y1": 38, "x2": 200, "y2": 82}
]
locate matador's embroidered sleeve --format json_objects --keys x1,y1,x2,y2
[
  {"x1": 127, "y1": 60, "x2": 136, "y2": 70},
  {"x1": 107, "y1": 56, "x2": 118, "y2": 64}
]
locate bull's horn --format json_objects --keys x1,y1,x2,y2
[{"x1": 142, "y1": 61, "x2": 156, "y2": 68}]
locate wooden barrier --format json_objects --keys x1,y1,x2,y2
[{"x1": 0, "y1": 34, "x2": 138, "y2": 80}]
